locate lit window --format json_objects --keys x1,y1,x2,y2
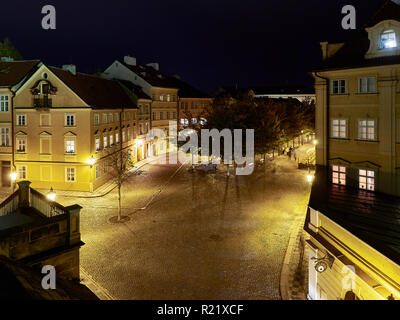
[
  {"x1": 95, "y1": 165, "x2": 100, "y2": 179},
  {"x1": 94, "y1": 113, "x2": 99, "y2": 125},
  {"x1": 109, "y1": 114, "x2": 113, "y2": 123},
  {"x1": 358, "y1": 119, "x2": 376, "y2": 141},
  {"x1": 380, "y1": 30, "x2": 397, "y2": 49},
  {"x1": 122, "y1": 130, "x2": 126, "y2": 142},
  {"x1": 1, "y1": 127, "x2": 10, "y2": 146},
  {"x1": 102, "y1": 114, "x2": 107, "y2": 124},
  {"x1": 103, "y1": 136, "x2": 108, "y2": 149},
  {"x1": 332, "y1": 119, "x2": 347, "y2": 139},
  {"x1": 332, "y1": 165, "x2": 346, "y2": 185},
  {"x1": 192, "y1": 118, "x2": 198, "y2": 125},
  {"x1": 95, "y1": 138, "x2": 100, "y2": 151},
  {"x1": 332, "y1": 79, "x2": 346, "y2": 94},
  {"x1": 17, "y1": 114, "x2": 26, "y2": 126},
  {"x1": 167, "y1": 94, "x2": 171, "y2": 102},
  {"x1": 18, "y1": 166, "x2": 27, "y2": 180},
  {"x1": 66, "y1": 167, "x2": 76, "y2": 182},
  {"x1": 65, "y1": 114, "x2": 75, "y2": 126},
  {"x1": 180, "y1": 118, "x2": 189, "y2": 126},
  {"x1": 359, "y1": 77, "x2": 376, "y2": 93},
  {"x1": 0, "y1": 94, "x2": 9, "y2": 112},
  {"x1": 115, "y1": 113, "x2": 119, "y2": 122},
  {"x1": 17, "y1": 138, "x2": 26, "y2": 153},
  {"x1": 359, "y1": 169, "x2": 375, "y2": 191},
  {"x1": 110, "y1": 134, "x2": 114, "y2": 146},
  {"x1": 66, "y1": 140, "x2": 75, "y2": 153},
  {"x1": 115, "y1": 133, "x2": 119, "y2": 144}
]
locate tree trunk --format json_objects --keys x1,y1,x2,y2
[{"x1": 118, "y1": 185, "x2": 122, "y2": 221}]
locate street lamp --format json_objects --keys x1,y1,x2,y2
[
  {"x1": 307, "y1": 173, "x2": 314, "y2": 183},
  {"x1": 313, "y1": 139, "x2": 318, "y2": 146},
  {"x1": 47, "y1": 187, "x2": 56, "y2": 201},
  {"x1": 10, "y1": 171, "x2": 17, "y2": 193},
  {"x1": 88, "y1": 155, "x2": 96, "y2": 168}
]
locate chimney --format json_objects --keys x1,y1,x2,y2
[
  {"x1": 146, "y1": 62, "x2": 159, "y2": 71},
  {"x1": 124, "y1": 55, "x2": 137, "y2": 66},
  {"x1": 62, "y1": 64, "x2": 76, "y2": 75}
]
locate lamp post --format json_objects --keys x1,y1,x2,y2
[
  {"x1": 10, "y1": 171, "x2": 17, "y2": 193},
  {"x1": 88, "y1": 156, "x2": 96, "y2": 193},
  {"x1": 88, "y1": 155, "x2": 96, "y2": 168},
  {"x1": 47, "y1": 187, "x2": 56, "y2": 201}
]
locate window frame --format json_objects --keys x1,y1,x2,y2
[
  {"x1": 65, "y1": 114, "x2": 76, "y2": 127},
  {"x1": 331, "y1": 118, "x2": 348, "y2": 139},
  {"x1": 359, "y1": 169, "x2": 375, "y2": 191},
  {"x1": 65, "y1": 167, "x2": 76, "y2": 182},
  {"x1": 358, "y1": 76, "x2": 377, "y2": 94},
  {"x1": 332, "y1": 165, "x2": 346, "y2": 185},
  {"x1": 0, "y1": 94, "x2": 10, "y2": 112},
  {"x1": 358, "y1": 118, "x2": 377, "y2": 141},
  {"x1": 332, "y1": 79, "x2": 347, "y2": 95},
  {"x1": 16, "y1": 114, "x2": 26, "y2": 127}
]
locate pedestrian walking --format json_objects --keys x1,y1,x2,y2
[{"x1": 288, "y1": 150, "x2": 292, "y2": 160}]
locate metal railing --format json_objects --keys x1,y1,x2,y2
[
  {"x1": 30, "y1": 188, "x2": 67, "y2": 218},
  {"x1": 0, "y1": 192, "x2": 19, "y2": 217}
]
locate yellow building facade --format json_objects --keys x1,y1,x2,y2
[
  {"x1": 0, "y1": 61, "x2": 139, "y2": 192},
  {"x1": 305, "y1": 0, "x2": 400, "y2": 300}
]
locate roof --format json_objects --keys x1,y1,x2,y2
[
  {"x1": 308, "y1": 165, "x2": 400, "y2": 266},
  {"x1": 115, "y1": 79, "x2": 152, "y2": 100},
  {"x1": 0, "y1": 60, "x2": 40, "y2": 87},
  {"x1": 251, "y1": 85, "x2": 315, "y2": 96},
  {"x1": 118, "y1": 60, "x2": 179, "y2": 89},
  {"x1": 314, "y1": 0, "x2": 400, "y2": 71},
  {"x1": 49, "y1": 67, "x2": 137, "y2": 109}
]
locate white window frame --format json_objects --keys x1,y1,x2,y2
[
  {"x1": 102, "y1": 113, "x2": 108, "y2": 124},
  {"x1": 331, "y1": 118, "x2": 348, "y2": 139},
  {"x1": 109, "y1": 134, "x2": 114, "y2": 146},
  {"x1": 17, "y1": 165, "x2": 27, "y2": 180},
  {"x1": 0, "y1": 94, "x2": 9, "y2": 112},
  {"x1": 65, "y1": 139, "x2": 76, "y2": 154},
  {"x1": 0, "y1": 127, "x2": 10, "y2": 147},
  {"x1": 380, "y1": 29, "x2": 397, "y2": 49},
  {"x1": 332, "y1": 79, "x2": 347, "y2": 95},
  {"x1": 359, "y1": 169, "x2": 375, "y2": 191},
  {"x1": 65, "y1": 167, "x2": 76, "y2": 182},
  {"x1": 95, "y1": 137, "x2": 100, "y2": 151},
  {"x1": 94, "y1": 113, "x2": 100, "y2": 126},
  {"x1": 16, "y1": 137, "x2": 26, "y2": 153},
  {"x1": 103, "y1": 136, "x2": 108, "y2": 149},
  {"x1": 359, "y1": 77, "x2": 376, "y2": 94},
  {"x1": 95, "y1": 165, "x2": 100, "y2": 179},
  {"x1": 65, "y1": 114, "x2": 75, "y2": 127},
  {"x1": 358, "y1": 119, "x2": 377, "y2": 141},
  {"x1": 16, "y1": 114, "x2": 26, "y2": 126}
]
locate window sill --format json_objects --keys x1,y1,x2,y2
[
  {"x1": 65, "y1": 153, "x2": 76, "y2": 155},
  {"x1": 355, "y1": 92, "x2": 378, "y2": 95},
  {"x1": 355, "y1": 139, "x2": 379, "y2": 143},
  {"x1": 330, "y1": 138, "x2": 350, "y2": 141},
  {"x1": 331, "y1": 93, "x2": 349, "y2": 96}
]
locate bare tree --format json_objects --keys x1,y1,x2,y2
[{"x1": 106, "y1": 148, "x2": 134, "y2": 221}]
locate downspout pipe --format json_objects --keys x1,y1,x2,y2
[
  {"x1": 10, "y1": 87, "x2": 16, "y2": 172},
  {"x1": 314, "y1": 72, "x2": 330, "y2": 168}
]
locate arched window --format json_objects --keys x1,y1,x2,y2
[{"x1": 380, "y1": 29, "x2": 397, "y2": 49}]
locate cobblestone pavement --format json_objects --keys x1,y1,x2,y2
[{"x1": 56, "y1": 148, "x2": 312, "y2": 300}]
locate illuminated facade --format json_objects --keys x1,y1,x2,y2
[{"x1": 305, "y1": 0, "x2": 400, "y2": 300}]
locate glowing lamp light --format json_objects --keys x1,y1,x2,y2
[
  {"x1": 313, "y1": 139, "x2": 318, "y2": 146},
  {"x1": 88, "y1": 156, "x2": 96, "y2": 168},
  {"x1": 10, "y1": 172, "x2": 17, "y2": 182},
  {"x1": 384, "y1": 40, "x2": 397, "y2": 49},
  {"x1": 307, "y1": 174, "x2": 314, "y2": 183},
  {"x1": 135, "y1": 139, "x2": 143, "y2": 147},
  {"x1": 47, "y1": 187, "x2": 56, "y2": 201}
]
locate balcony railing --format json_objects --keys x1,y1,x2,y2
[
  {"x1": 33, "y1": 97, "x2": 52, "y2": 108},
  {"x1": 0, "y1": 192, "x2": 19, "y2": 217},
  {"x1": 30, "y1": 188, "x2": 67, "y2": 218}
]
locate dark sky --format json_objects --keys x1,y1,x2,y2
[{"x1": 0, "y1": 0, "x2": 388, "y2": 93}]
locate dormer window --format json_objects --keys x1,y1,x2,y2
[{"x1": 380, "y1": 29, "x2": 397, "y2": 49}]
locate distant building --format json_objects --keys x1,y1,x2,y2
[
  {"x1": 251, "y1": 86, "x2": 315, "y2": 102},
  {"x1": 306, "y1": 0, "x2": 400, "y2": 300},
  {"x1": 0, "y1": 180, "x2": 96, "y2": 299}
]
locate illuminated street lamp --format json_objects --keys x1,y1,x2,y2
[
  {"x1": 10, "y1": 171, "x2": 17, "y2": 193},
  {"x1": 88, "y1": 155, "x2": 96, "y2": 168},
  {"x1": 47, "y1": 187, "x2": 56, "y2": 201},
  {"x1": 313, "y1": 139, "x2": 318, "y2": 146},
  {"x1": 307, "y1": 173, "x2": 314, "y2": 183}
]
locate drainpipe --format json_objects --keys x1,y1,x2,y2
[
  {"x1": 10, "y1": 87, "x2": 16, "y2": 173},
  {"x1": 314, "y1": 72, "x2": 330, "y2": 168}
]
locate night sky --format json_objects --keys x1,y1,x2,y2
[{"x1": 0, "y1": 0, "x2": 387, "y2": 93}]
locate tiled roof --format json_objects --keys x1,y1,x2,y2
[
  {"x1": 115, "y1": 79, "x2": 152, "y2": 100},
  {"x1": 314, "y1": 0, "x2": 400, "y2": 71},
  {"x1": 49, "y1": 67, "x2": 137, "y2": 109},
  {"x1": 118, "y1": 60, "x2": 179, "y2": 89},
  {"x1": 0, "y1": 60, "x2": 41, "y2": 87},
  {"x1": 308, "y1": 166, "x2": 400, "y2": 266}
]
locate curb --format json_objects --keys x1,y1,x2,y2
[
  {"x1": 279, "y1": 198, "x2": 308, "y2": 300},
  {"x1": 80, "y1": 267, "x2": 116, "y2": 300}
]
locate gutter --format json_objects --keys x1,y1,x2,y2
[{"x1": 313, "y1": 72, "x2": 330, "y2": 167}]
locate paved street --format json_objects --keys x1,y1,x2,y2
[{"x1": 56, "y1": 145, "x2": 312, "y2": 300}]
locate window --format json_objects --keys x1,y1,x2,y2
[
  {"x1": 358, "y1": 119, "x2": 376, "y2": 141},
  {"x1": 152, "y1": 94, "x2": 156, "y2": 101},
  {"x1": 191, "y1": 102, "x2": 195, "y2": 109},
  {"x1": 380, "y1": 29, "x2": 397, "y2": 49},
  {"x1": 332, "y1": 79, "x2": 346, "y2": 94},
  {"x1": 94, "y1": 113, "x2": 100, "y2": 125},
  {"x1": 167, "y1": 94, "x2": 171, "y2": 102},
  {"x1": 17, "y1": 114, "x2": 26, "y2": 126},
  {"x1": 102, "y1": 114, "x2": 107, "y2": 124},
  {"x1": 65, "y1": 114, "x2": 75, "y2": 126},
  {"x1": 122, "y1": 130, "x2": 126, "y2": 142},
  {"x1": 103, "y1": 136, "x2": 108, "y2": 149},
  {"x1": 18, "y1": 166, "x2": 27, "y2": 180},
  {"x1": 359, "y1": 77, "x2": 376, "y2": 93},
  {"x1": 359, "y1": 169, "x2": 375, "y2": 191},
  {"x1": 152, "y1": 112, "x2": 156, "y2": 120},
  {"x1": 17, "y1": 138, "x2": 26, "y2": 153},
  {"x1": 181, "y1": 102, "x2": 184, "y2": 110},
  {"x1": 40, "y1": 114, "x2": 51, "y2": 126},
  {"x1": 173, "y1": 112, "x2": 176, "y2": 119},
  {"x1": 0, "y1": 127, "x2": 9, "y2": 146},
  {"x1": 192, "y1": 118, "x2": 198, "y2": 125},
  {"x1": 160, "y1": 112, "x2": 164, "y2": 120},
  {"x1": 95, "y1": 137, "x2": 100, "y2": 151},
  {"x1": 66, "y1": 140, "x2": 75, "y2": 153},
  {"x1": 331, "y1": 119, "x2": 347, "y2": 139},
  {"x1": 115, "y1": 133, "x2": 119, "y2": 144},
  {"x1": 127, "y1": 129, "x2": 131, "y2": 141},
  {"x1": 109, "y1": 114, "x2": 113, "y2": 123},
  {"x1": 110, "y1": 134, "x2": 114, "y2": 146},
  {"x1": 95, "y1": 165, "x2": 100, "y2": 179},
  {"x1": 332, "y1": 165, "x2": 346, "y2": 185},
  {"x1": 180, "y1": 118, "x2": 189, "y2": 126},
  {"x1": 0, "y1": 94, "x2": 9, "y2": 112},
  {"x1": 167, "y1": 112, "x2": 170, "y2": 120},
  {"x1": 103, "y1": 161, "x2": 108, "y2": 173},
  {"x1": 126, "y1": 112, "x2": 130, "y2": 121},
  {"x1": 172, "y1": 95, "x2": 176, "y2": 102},
  {"x1": 160, "y1": 94, "x2": 164, "y2": 101},
  {"x1": 185, "y1": 102, "x2": 188, "y2": 110},
  {"x1": 115, "y1": 113, "x2": 119, "y2": 122},
  {"x1": 66, "y1": 167, "x2": 76, "y2": 182}
]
